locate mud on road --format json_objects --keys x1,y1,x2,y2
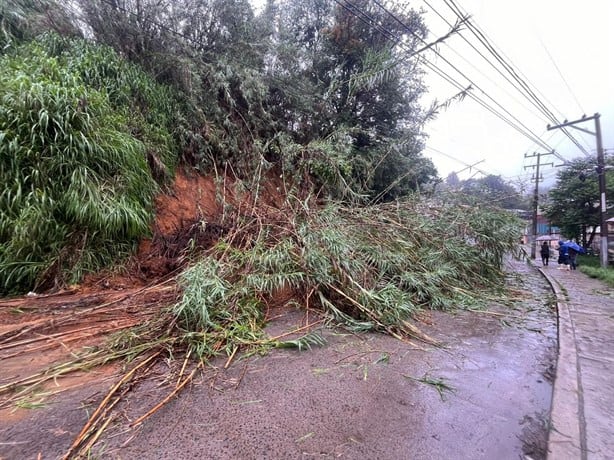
[{"x1": 0, "y1": 256, "x2": 556, "y2": 459}]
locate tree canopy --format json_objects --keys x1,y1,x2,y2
[
  {"x1": 72, "y1": 0, "x2": 438, "y2": 198},
  {"x1": 543, "y1": 157, "x2": 614, "y2": 246},
  {"x1": 441, "y1": 173, "x2": 529, "y2": 210}
]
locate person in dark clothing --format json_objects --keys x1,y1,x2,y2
[
  {"x1": 568, "y1": 247, "x2": 578, "y2": 270},
  {"x1": 557, "y1": 241, "x2": 569, "y2": 268},
  {"x1": 540, "y1": 242, "x2": 550, "y2": 266}
]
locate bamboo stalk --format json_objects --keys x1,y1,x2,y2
[
  {"x1": 130, "y1": 363, "x2": 201, "y2": 428},
  {"x1": 0, "y1": 283, "x2": 175, "y2": 345},
  {"x1": 0, "y1": 350, "x2": 108, "y2": 397},
  {"x1": 0, "y1": 326, "x2": 101, "y2": 351},
  {"x1": 175, "y1": 350, "x2": 192, "y2": 388},
  {"x1": 224, "y1": 345, "x2": 238, "y2": 369},
  {"x1": 76, "y1": 413, "x2": 116, "y2": 458},
  {"x1": 0, "y1": 321, "x2": 139, "y2": 360},
  {"x1": 0, "y1": 320, "x2": 139, "y2": 352},
  {"x1": 62, "y1": 351, "x2": 161, "y2": 460}
]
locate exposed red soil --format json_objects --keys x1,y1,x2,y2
[
  {"x1": 0, "y1": 168, "x2": 288, "y2": 407},
  {"x1": 80, "y1": 168, "x2": 288, "y2": 292},
  {"x1": 0, "y1": 166, "x2": 558, "y2": 459}
]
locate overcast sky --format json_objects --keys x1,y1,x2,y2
[{"x1": 416, "y1": 0, "x2": 614, "y2": 188}]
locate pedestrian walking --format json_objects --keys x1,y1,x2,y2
[
  {"x1": 557, "y1": 241, "x2": 570, "y2": 270},
  {"x1": 568, "y1": 247, "x2": 578, "y2": 270},
  {"x1": 540, "y1": 241, "x2": 550, "y2": 266}
]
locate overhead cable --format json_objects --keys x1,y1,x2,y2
[
  {"x1": 442, "y1": 0, "x2": 592, "y2": 156},
  {"x1": 365, "y1": 0, "x2": 558, "y2": 152}
]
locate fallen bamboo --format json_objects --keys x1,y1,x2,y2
[
  {"x1": 62, "y1": 351, "x2": 161, "y2": 460},
  {"x1": 0, "y1": 324, "x2": 115, "y2": 352},
  {"x1": 0, "y1": 350, "x2": 108, "y2": 399},
  {"x1": 130, "y1": 362, "x2": 202, "y2": 428},
  {"x1": 0, "y1": 321, "x2": 139, "y2": 360},
  {"x1": 175, "y1": 349, "x2": 192, "y2": 388},
  {"x1": 0, "y1": 283, "x2": 175, "y2": 345},
  {"x1": 76, "y1": 412, "x2": 116, "y2": 458}
]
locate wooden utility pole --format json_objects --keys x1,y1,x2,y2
[
  {"x1": 524, "y1": 151, "x2": 553, "y2": 259},
  {"x1": 547, "y1": 114, "x2": 609, "y2": 268}
]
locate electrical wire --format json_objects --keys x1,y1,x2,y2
[
  {"x1": 365, "y1": 0, "x2": 559, "y2": 152},
  {"x1": 421, "y1": 0, "x2": 552, "y2": 125},
  {"x1": 442, "y1": 0, "x2": 592, "y2": 156},
  {"x1": 538, "y1": 36, "x2": 586, "y2": 116},
  {"x1": 425, "y1": 146, "x2": 492, "y2": 176}
]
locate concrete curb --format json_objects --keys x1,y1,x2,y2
[{"x1": 538, "y1": 267, "x2": 585, "y2": 459}]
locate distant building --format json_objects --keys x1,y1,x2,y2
[{"x1": 520, "y1": 213, "x2": 559, "y2": 245}]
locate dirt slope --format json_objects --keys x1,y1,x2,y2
[{"x1": 0, "y1": 172, "x2": 555, "y2": 459}]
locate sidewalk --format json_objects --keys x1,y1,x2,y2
[{"x1": 539, "y1": 263, "x2": 614, "y2": 459}]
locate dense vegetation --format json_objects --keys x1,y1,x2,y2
[
  {"x1": 0, "y1": 0, "x2": 522, "y2": 310},
  {"x1": 0, "y1": 2, "x2": 528, "y2": 447},
  {"x1": 0, "y1": 34, "x2": 180, "y2": 293},
  {"x1": 543, "y1": 157, "x2": 614, "y2": 246}
]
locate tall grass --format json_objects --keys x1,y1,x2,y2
[
  {"x1": 576, "y1": 254, "x2": 614, "y2": 288},
  {"x1": 0, "y1": 35, "x2": 179, "y2": 294}
]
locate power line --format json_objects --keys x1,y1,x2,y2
[
  {"x1": 442, "y1": 0, "x2": 592, "y2": 156},
  {"x1": 439, "y1": 1, "x2": 567, "y2": 121},
  {"x1": 421, "y1": 0, "x2": 551, "y2": 125},
  {"x1": 366, "y1": 0, "x2": 559, "y2": 152},
  {"x1": 538, "y1": 36, "x2": 586, "y2": 116},
  {"x1": 425, "y1": 146, "x2": 492, "y2": 176},
  {"x1": 336, "y1": 0, "x2": 575, "y2": 169}
]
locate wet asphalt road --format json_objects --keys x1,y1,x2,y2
[
  {"x1": 100, "y1": 256, "x2": 557, "y2": 459},
  {"x1": 0, "y1": 256, "x2": 557, "y2": 459}
]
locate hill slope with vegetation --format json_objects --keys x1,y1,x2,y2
[
  {"x1": 0, "y1": 0, "x2": 524, "y2": 321},
  {"x1": 0, "y1": 1, "x2": 528, "y2": 452},
  {"x1": 0, "y1": 0, "x2": 527, "y2": 405}
]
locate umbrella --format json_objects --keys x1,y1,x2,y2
[
  {"x1": 536, "y1": 235, "x2": 558, "y2": 241},
  {"x1": 562, "y1": 241, "x2": 586, "y2": 254}
]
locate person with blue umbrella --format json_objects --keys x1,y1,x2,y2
[
  {"x1": 564, "y1": 240, "x2": 585, "y2": 270},
  {"x1": 557, "y1": 241, "x2": 569, "y2": 269}
]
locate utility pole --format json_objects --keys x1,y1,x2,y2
[
  {"x1": 525, "y1": 151, "x2": 554, "y2": 259},
  {"x1": 547, "y1": 114, "x2": 609, "y2": 268}
]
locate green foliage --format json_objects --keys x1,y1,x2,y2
[
  {"x1": 172, "y1": 197, "x2": 522, "y2": 350},
  {"x1": 442, "y1": 174, "x2": 529, "y2": 210},
  {"x1": 77, "y1": 0, "x2": 271, "y2": 174},
  {"x1": 263, "y1": 0, "x2": 436, "y2": 199},
  {"x1": 76, "y1": 0, "x2": 437, "y2": 200},
  {"x1": 0, "y1": 35, "x2": 179, "y2": 293},
  {"x1": 272, "y1": 332, "x2": 327, "y2": 351},
  {"x1": 543, "y1": 157, "x2": 614, "y2": 245},
  {"x1": 580, "y1": 264, "x2": 614, "y2": 288},
  {"x1": 0, "y1": 0, "x2": 78, "y2": 52}
]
